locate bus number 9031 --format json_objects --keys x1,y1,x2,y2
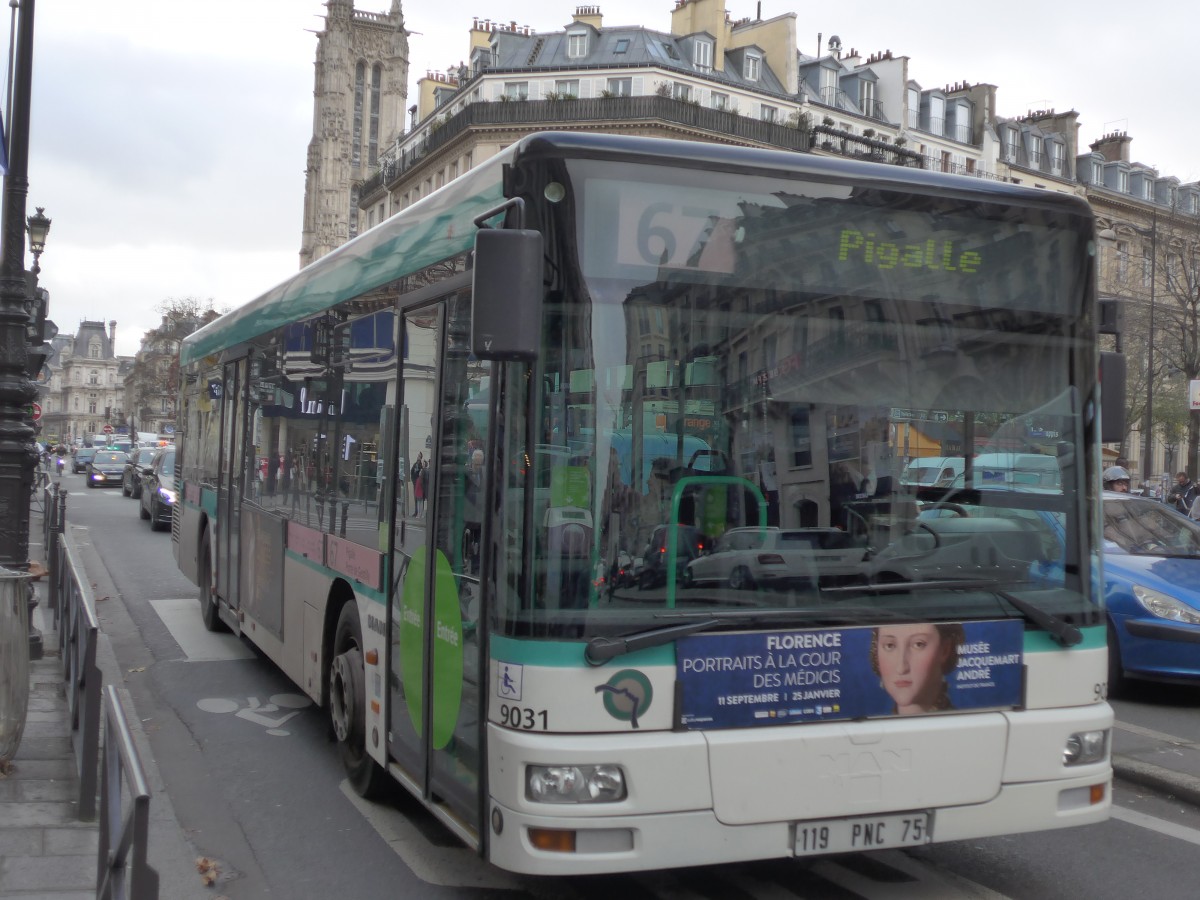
[{"x1": 499, "y1": 704, "x2": 548, "y2": 731}]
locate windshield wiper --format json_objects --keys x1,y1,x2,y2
[
  {"x1": 583, "y1": 607, "x2": 907, "y2": 666},
  {"x1": 824, "y1": 579, "x2": 1082, "y2": 647}
]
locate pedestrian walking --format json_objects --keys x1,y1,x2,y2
[
  {"x1": 1167, "y1": 471, "x2": 1197, "y2": 514},
  {"x1": 411, "y1": 452, "x2": 425, "y2": 516}
]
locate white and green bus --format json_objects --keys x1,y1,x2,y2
[{"x1": 173, "y1": 132, "x2": 1117, "y2": 875}]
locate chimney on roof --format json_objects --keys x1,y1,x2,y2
[
  {"x1": 573, "y1": 5, "x2": 602, "y2": 28},
  {"x1": 109, "y1": 320, "x2": 116, "y2": 354},
  {"x1": 1090, "y1": 131, "x2": 1132, "y2": 164}
]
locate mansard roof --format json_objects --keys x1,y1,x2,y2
[{"x1": 487, "y1": 24, "x2": 787, "y2": 94}]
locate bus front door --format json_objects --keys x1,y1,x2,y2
[{"x1": 389, "y1": 294, "x2": 486, "y2": 843}]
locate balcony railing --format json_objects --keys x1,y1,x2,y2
[{"x1": 360, "y1": 97, "x2": 812, "y2": 199}]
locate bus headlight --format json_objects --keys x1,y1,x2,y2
[
  {"x1": 526, "y1": 764, "x2": 626, "y2": 803},
  {"x1": 1133, "y1": 585, "x2": 1200, "y2": 624},
  {"x1": 1063, "y1": 730, "x2": 1107, "y2": 766}
]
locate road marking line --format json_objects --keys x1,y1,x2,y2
[
  {"x1": 149, "y1": 597, "x2": 255, "y2": 661},
  {"x1": 1111, "y1": 805, "x2": 1200, "y2": 846},
  {"x1": 1114, "y1": 720, "x2": 1197, "y2": 747}
]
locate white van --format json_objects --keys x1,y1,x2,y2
[
  {"x1": 969, "y1": 452, "x2": 1061, "y2": 488},
  {"x1": 901, "y1": 456, "x2": 965, "y2": 487}
]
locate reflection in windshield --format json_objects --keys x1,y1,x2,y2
[
  {"x1": 1104, "y1": 499, "x2": 1200, "y2": 557},
  {"x1": 492, "y1": 159, "x2": 1096, "y2": 639}
]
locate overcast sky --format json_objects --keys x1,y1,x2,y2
[{"x1": 21, "y1": 0, "x2": 1192, "y2": 357}]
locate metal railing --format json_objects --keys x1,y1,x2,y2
[
  {"x1": 54, "y1": 532, "x2": 101, "y2": 820},
  {"x1": 361, "y1": 96, "x2": 811, "y2": 198},
  {"x1": 97, "y1": 684, "x2": 159, "y2": 900},
  {"x1": 43, "y1": 483, "x2": 158, "y2": 896},
  {"x1": 43, "y1": 482, "x2": 64, "y2": 619}
]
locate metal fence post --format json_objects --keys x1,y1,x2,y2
[{"x1": 0, "y1": 566, "x2": 32, "y2": 763}]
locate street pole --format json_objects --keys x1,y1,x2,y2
[
  {"x1": 1141, "y1": 211, "x2": 1157, "y2": 487},
  {"x1": 0, "y1": 0, "x2": 37, "y2": 646}
]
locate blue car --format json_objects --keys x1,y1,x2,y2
[{"x1": 1103, "y1": 491, "x2": 1200, "y2": 691}]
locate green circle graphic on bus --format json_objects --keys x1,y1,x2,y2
[
  {"x1": 398, "y1": 548, "x2": 464, "y2": 748},
  {"x1": 431, "y1": 548, "x2": 464, "y2": 750},
  {"x1": 595, "y1": 669, "x2": 653, "y2": 729}
]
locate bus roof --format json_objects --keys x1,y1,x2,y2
[{"x1": 182, "y1": 131, "x2": 1094, "y2": 367}]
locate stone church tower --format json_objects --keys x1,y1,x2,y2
[{"x1": 300, "y1": 0, "x2": 409, "y2": 267}]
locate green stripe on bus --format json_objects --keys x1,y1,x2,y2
[
  {"x1": 489, "y1": 625, "x2": 1106, "y2": 668},
  {"x1": 490, "y1": 635, "x2": 674, "y2": 667},
  {"x1": 1023, "y1": 624, "x2": 1106, "y2": 652},
  {"x1": 285, "y1": 549, "x2": 387, "y2": 604},
  {"x1": 180, "y1": 169, "x2": 507, "y2": 365}
]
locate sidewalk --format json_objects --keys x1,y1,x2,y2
[
  {"x1": 0, "y1": 513, "x2": 200, "y2": 899},
  {"x1": 0, "y1": 602, "x2": 97, "y2": 898}
]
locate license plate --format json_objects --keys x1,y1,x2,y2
[{"x1": 794, "y1": 812, "x2": 931, "y2": 856}]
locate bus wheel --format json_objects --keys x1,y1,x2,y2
[
  {"x1": 1107, "y1": 620, "x2": 1127, "y2": 698},
  {"x1": 330, "y1": 602, "x2": 388, "y2": 798}
]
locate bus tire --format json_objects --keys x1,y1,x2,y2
[
  {"x1": 1107, "y1": 620, "x2": 1127, "y2": 698},
  {"x1": 330, "y1": 602, "x2": 388, "y2": 798},
  {"x1": 199, "y1": 532, "x2": 226, "y2": 633}
]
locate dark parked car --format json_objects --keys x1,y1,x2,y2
[
  {"x1": 72, "y1": 446, "x2": 97, "y2": 474},
  {"x1": 85, "y1": 450, "x2": 128, "y2": 488},
  {"x1": 638, "y1": 524, "x2": 710, "y2": 589},
  {"x1": 121, "y1": 447, "x2": 159, "y2": 499},
  {"x1": 139, "y1": 448, "x2": 176, "y2": 531}
]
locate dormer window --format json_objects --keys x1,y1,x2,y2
[
  {"x1": 1092, "y1": 161, "x2": 1103, "y2": 184},
  {"x1": 1028, "y1": 135, "x2": 1042, "y2": 165},
  {"x1": 1051, "y1": 142, "x2": 1064, "y2": 172},
  {"x1": 744, "y1": 53, "x2": 761, "y2": 81},
  {"x1": 694, "y1": 40, "x2": 713, "y2": 70},
  {"x1": 1118, "y1": 170, "x2": 1128, "y2": 193},
  {"x1": 567, "y1": 31, "x2": 588, "y2": 59}
]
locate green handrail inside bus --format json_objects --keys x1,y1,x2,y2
[{"x1": 665, "y1": 475, "x2": 768, "y2": 606}]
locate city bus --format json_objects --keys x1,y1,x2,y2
[{"x1": 173, "y1": 131, "x2": 1115, "y2": 875}]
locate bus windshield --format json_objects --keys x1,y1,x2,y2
[{"x1": 493, "y1": 157, "x2": 1097, "y2": 639}]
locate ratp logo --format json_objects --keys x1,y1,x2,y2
[{"x1": 595, "y1": 669, "x2": 653, "y2": 729}]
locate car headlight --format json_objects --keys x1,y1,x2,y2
[
  {"x1": 1133, "y1": 585, "x2": 1200, "y2": 625},
  {"x1": 526, "y1": 764, "x2": 626, "y2": 803},
  {"x1": 158, "y1": 487, "x2": 177, "y2": 504},
  {"x1": 1064, "y1": 729, "x2": 1108, "y2": 765}
]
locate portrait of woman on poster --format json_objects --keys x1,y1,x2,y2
[{"x1": 870, "y1": 623, "x2": 966, "y2": 715}]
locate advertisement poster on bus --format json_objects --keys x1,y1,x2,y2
[{"x1": 675, "y1": 619, "x2": 1024, "y2": 730}]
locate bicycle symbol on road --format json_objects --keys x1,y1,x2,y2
[{"x1": 196, "y1": 693, "x2": 312, "y2": 736}]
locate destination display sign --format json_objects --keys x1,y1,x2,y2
[
  {"x1": 676, "y1": 619, "x2": 1024, "y2": 730},
  {"x1": 578, "y1": 163, "x2": 1084, "y2": 315}
]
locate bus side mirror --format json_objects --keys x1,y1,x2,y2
[
  {"x1": 471, "y1": 228, "x2": 543, "y2": 360},
  {"x1": 1099, "y1": 351, "x2": 1126, "y2": 444}
]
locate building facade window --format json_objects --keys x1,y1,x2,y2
[
  {"x1": 672, "y1": 82, "x2": 691, "y2": 102},
  {"x1": 1028, "y1": 134, "x2": 1042, "y2": 165},
  {"x1": 744, "y1": 54, "x2": 761, "y2": 82},
  {"x1": 694, "y1": 40, "x2": 712, "y2": 70},
  {"x1": 613, "y1": 38, "x2": 629, "y2": 54},
  {"x1": 711, "y1": 91, "x2": 729, "y2": 110},
  {"x1": 1052, "y1": 142, "x2": 1064, "y2": 172},
  {"x1": 760, "y1": 104, "x2": 776, "y2": 123},
  {"x1": 555, "y1": 79, "x2": 579, "y2": 97},
  {"x1": 859, "y1": 80, "x2": 875, "y2": 116},
  {"x1": 503, "y1": 82, "x2": 529, "y2": 100},
  {"x1": 606, "y1": 76, "x2": 632, "y2": 96}
]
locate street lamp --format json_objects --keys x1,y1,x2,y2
[
  {"x1": 25, "y1": 206, "x2": 50, "y2": 273},
  {"x1": 1099, "y1": 211, "x2": 1157, "y2": 485}
]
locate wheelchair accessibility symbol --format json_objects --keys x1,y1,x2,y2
[{"x1": 197, "y1": 693, "x2": 312, "y2": 736}]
